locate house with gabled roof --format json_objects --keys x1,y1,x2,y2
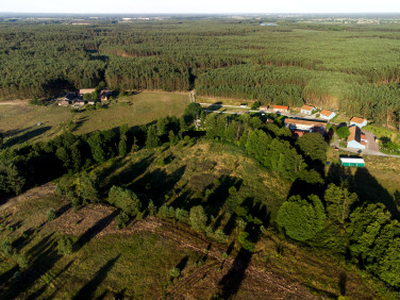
[
  {"x1": 272, "y1": 105, "x2": 289, "y2": 113},
  {"x1": 350, "y1": 117, "x2": 367, "y2": 128},
  {"x1": 300, "y1": 105, "x2": 315, "y2": 115},
  {"x1": 320, "y1": 109, "x2": 336, "y2": 120},
  {"x1": 347, "y1": 125, "x2": 367, "y2": 149},
  {"x1": 284, "y1": 118, "x2": 327, "y2": 137}
]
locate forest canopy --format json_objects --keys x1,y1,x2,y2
[{"x1": 0, "y1": 20, "x2": 400, "y2": 129}]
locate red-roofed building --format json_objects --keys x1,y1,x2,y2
[{"x1": 272, "y1": 105, "x2": 289, "y2": 113}]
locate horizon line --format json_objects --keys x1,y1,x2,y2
[{"x1": 2, "y1": 11, "x2": 400, "y2": 15}]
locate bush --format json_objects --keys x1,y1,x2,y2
[
  {"x1": 148, "y1": 200, "x2": 157, "y2": 216},
  {"x1": 108, "y1": 186, "x2": 142, "y2": 217},
  {"x1": 46, "y1": 209, "x2": 57, "y2": 221},
  {"x1": 1, "y1": 240, "x2": 14, "y2": 258},
  {"x1": 14, "y1": 252, "x2": 30, "y2": 270},
  {"x1": 115, "y1": 211, "x2": 130, "y2": 229},
  {"x1": 57, "y1": 235, "x2": 73, "y2": 255},
  {"x1": 170, "y1": 267, "x2": 181, "y2": 279},
  {"x1": 237, "y1": 232, "x2": 255, "y2": 252}
]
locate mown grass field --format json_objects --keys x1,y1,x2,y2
[{"x1": 0, "y1": 92, "x2": 189, "y2": 147}]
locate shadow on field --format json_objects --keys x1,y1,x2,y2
[
  {"x1": 3, "y1": 126, "x2": 51, "y2": 148},
  {"x1": 102, "y1": 154, "x2": 155, "y2": 193},
  {"x1": 130, "y1": 165, "x2": 186, "y2": 206},
  {"x1": 73, "y1": 254, "x2": 120, "y2": 300},
  {"x1": 74, "y1": 210, "x2": 119, "y2": 251},
  {"x1": 5, "y1": 233, "x2": 61, "y2": 299},
  {"x1": 327, "y1": 163, "x2": 400, "y2": 220}
]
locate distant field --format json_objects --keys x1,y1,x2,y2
[
  {"x1": 0, "y1": 92, "x2": 189, "y2": 147},
  {"x1": 72, "y1": 92, "x2": 189, "y2": 135}
]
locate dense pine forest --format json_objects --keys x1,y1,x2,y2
[{"x1": 1, "y1": 18, "x2": 400, "y2": 129}]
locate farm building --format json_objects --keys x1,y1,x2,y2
[
  {"x1": 272, "y1": 105, "x2": 289, "y2": 113},
  {"x1": 340, "y1": 157, "x2": 365, "y2": 167},
  {"x1": 284, "y1": 118, "x2": 327, "y2": 131},
  {"x1": 100, "y1": 90, "x2": 112, "y2": 101},
  {"x1": 259, "y1": 105, "x2": 269, "y2": 111},
  {"x1": 350, "y1": 116, "x2": 368, "y2": 128},
  {"x1": 347, "y1": 125, "x2": 367, "y2": 149},
  {"x1": 320, "y1": 110, "x2": 336, "y2": 120},
  {"x1": 284, "y1": 118, "x2": 327, "y2": 136},
  {"x1": 300, "y1": 105, "x2": 315, "y2": 115}
]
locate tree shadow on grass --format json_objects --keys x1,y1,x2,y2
[
  {"x1": 218, "y1": 197, "x2": 268, "y2": 298},
  {"x1": 175, "y1": 256, "x2": 189, "y2": 272},
  {"x1": 74, "y1": 210, "x2": 119, "y2": 252},
  {"x1": 204, "y1": 175, "x2": 243, "y2": 218},
  {"x1": 73, "y1": 254, "x2": 120, "y2": 300},
  {"x1": 353, "y1": 168, "x2": 400, "y2": 220},
  {"x1": 5, "y1": 233, "x2": 61, "y2": 299},
  {"x1": 129, "y1": 165, "x2": 186, "y2": 206},
  {"x1": 219, "y1": 247, "x2": 252, "y2": 298},
  {"x1": 327, "y1": 163, "x2": 400, "y2": 220},
  {"x1": 3, "y1": 126, "x2": 51, "y2": 148},
  {"x1": 101, "y1": 154, "x2": 155, "y2": 193}
]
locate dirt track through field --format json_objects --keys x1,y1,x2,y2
[{"x1": 0, "y1": 100, "x2": 28, "y2": 106}]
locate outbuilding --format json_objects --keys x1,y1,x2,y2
[{"x1": 340, "y1": 157, "x2": 365, "y2": 167}]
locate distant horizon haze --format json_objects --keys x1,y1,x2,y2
[{"x1": 1, "y1": 0, "x2": 400, "y2": 14}]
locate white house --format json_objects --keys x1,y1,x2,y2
[
  {"x1": 284, "y1": 118, "x2": 327, "y2": 132},
  {"x1": 300, "y1": 105, "x2": 315, "y2": 115},
  {"x1": 347, "y1": 125, "x2": 367, "y2": 149},
  {"x1": 320, "y1": 109, "x2": 336, "y2": 120},
  {"x1": 350, "y1": 117, "x2": 368, "y2": 128}
]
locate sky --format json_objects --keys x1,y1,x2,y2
[{"x1": 1, "y1": 0, "x2": 400, "y2": 14}]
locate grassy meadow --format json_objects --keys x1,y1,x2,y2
[{"x1": 0, "y1": 92, "x2": 189, "y2": 148}]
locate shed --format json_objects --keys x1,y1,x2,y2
[{"x1": 340, "y1": 157, "x2": 365, "y2": 167}]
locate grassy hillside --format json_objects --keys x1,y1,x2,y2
[{"x1": 0, "y1": 140, "x2": 397, "y2": 299}]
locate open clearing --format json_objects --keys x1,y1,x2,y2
[{"x1": 0, "y1": 92, "x2": 189, "y2": 147}]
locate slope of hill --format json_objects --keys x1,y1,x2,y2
[{"x1": 0, "y1": 141, "x2": 396, "y2": 299}]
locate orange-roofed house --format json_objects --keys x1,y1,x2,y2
[
  {"x1": 272, "y1": 105, "x2": 289, "y2": 113},
  {"x1": 350, "y1": 117, "x2": 367, "y2": 128},
  {"x1": 347, "y1": 125, "x2": 367, "y2": 149},
  {"x1": 300, "y1": 105, "x2": 315, "y2": 115},
  {"x1": 320, "y1": 109, "x2": 336, "y2": 120}
]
